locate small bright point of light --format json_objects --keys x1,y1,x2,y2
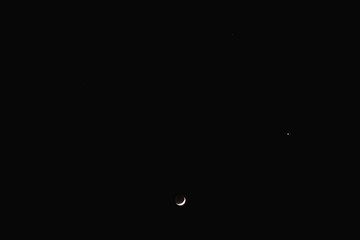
[{"x1": 287, "y1": 133, "x2": 290, "y2": 135}]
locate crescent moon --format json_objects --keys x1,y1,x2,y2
[{"x1": 177, "y1": 197, "x2": 186, "y2": 206}]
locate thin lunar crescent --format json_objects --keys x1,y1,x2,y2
[{"x1": 177, "y1": 197, "x2": 186, "y2": 206}]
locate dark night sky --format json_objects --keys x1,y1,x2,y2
[
  {"x1": 64, "y1": 11, "x2": 306, "y2": 237},
  {"x1": 4, "y1": 2, "x2": 354, "y2": 237},
  {"x1": 21, "y1": 3, "x2": 346, "y2": 237}
]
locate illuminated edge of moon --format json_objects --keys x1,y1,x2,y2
[{"x1": 177, "y1": 197, "x2": 186, "y2": 206}]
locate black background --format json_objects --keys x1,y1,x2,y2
[
  {"x1": 10, "y1": 2, "x2": 349, "y2": 238},
  {"x1": 62, "y1": 8, "x2": 302, "y2": 237}
]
